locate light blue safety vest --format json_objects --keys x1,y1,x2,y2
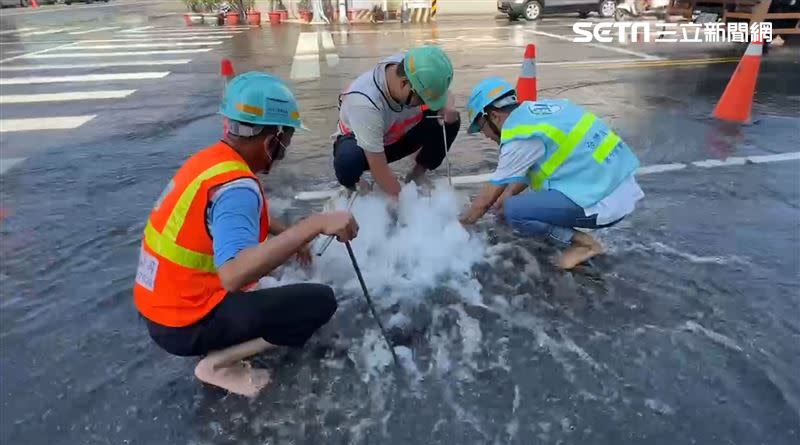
[{"x1": 500, "y1": 99, "x2": 640, "y2": 208}]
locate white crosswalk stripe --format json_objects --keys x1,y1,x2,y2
[
  {"x1": 70, "y1": 41, "x2": 223, "y2": 50},
  {"x1": 0, "y1": 60, "x2": 192, "y2": 71},
  {"x1": 0, "y1": 115, "x2": 97, "y2": 133},
  {"x1": 0, "y1": 24, "x2": 248, "y2": 176},
  {"x1": 23, "y1": 48, "x2": 214, "y2": 58},
  {"x1": 69, "y1": 26, "x2": 121, "y2": 35},
  {"x1": 0, "y1": 72, "x2": 170, "y2": 85},
  {"x1": 0, "y1": 90, "x2": 136, "y2": 104}
]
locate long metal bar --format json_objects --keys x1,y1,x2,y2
[{"x1": 345, "y1": 241, "x2": 400, "y2": 367}]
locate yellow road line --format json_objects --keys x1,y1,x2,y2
[{"x1": 565, "y1": 57, "x2": 741, "y2": 70}]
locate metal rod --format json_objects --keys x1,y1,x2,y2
[
  {"x1": 345, "y1": 241, "x2": 400, "y2": 367},
  {"x1": 315, "y1": 191, "x2": 359, "y2": 257},
  {"x1": 427, "y1": 115, "x2": 452, "y2": 186},
  {"x1": 442, "y1": 117, "x2": 452, "y2": 186}
]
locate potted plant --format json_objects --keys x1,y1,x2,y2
[
  {"x1": 200, "y1": 0, "x2": 223, "y2": 25},
  {"x1": 245, "y1": 0, "x2": 262, "y2": 25},
  {"x1": 275, "y1": 0, "x2": 288, "y2": 20},
  {"x1": 370, "y1": 4, "x2": 384, "y2": 22},
  {"x1": 227, "y1": 0, "x2": 245, "y2": 25},
  {"x1": 298, "y1": 0, "x2": 312, "y2": 22},
  {"x1": 182, "y1": 0, "x2": 204, "y2": 25}
]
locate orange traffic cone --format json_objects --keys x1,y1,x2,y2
[
  {"x1": 30, "y1": 0, "x2": 39, "y2": 8},
  {"x1": 516, "y1": 44, "x2": 537, "y2": 103},
  {"x1": 712, "y1": 38, "x2": 763, "y2": 124},
  {"x1": 220, "y1": 58, "x2": 235, "y2": 135}
]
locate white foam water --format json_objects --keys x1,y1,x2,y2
[{"x1": 259, "y1": 181, "x2": 489, "y2": 308}]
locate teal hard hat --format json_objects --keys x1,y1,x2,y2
[
  {"x1": 466, "y1": 76, "x2": 516, "y2": 134},
  {"x1": 404, "y1": 45, "x2": 454, "y2": 111},
  {"x1": 219, "y1": 71, "x2": 308, "y2": 133}
]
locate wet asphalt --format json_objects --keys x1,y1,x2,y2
[{"x1": 1, "y1": 2, "x2": 799, "y2": 444}]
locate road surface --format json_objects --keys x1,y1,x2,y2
[{"x1": 1, "y1": 2, "x2": 799, "y2": 444}]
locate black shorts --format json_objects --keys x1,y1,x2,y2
[
  {"x1": 144, "y1": 283, "x2": 337, "y2": 357},
  {"x1": 332, "y1": 110, "x2": 461, "y2": 188}
]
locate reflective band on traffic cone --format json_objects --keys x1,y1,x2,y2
[
  {"x1": 516, "y1": 44, "x2": 537, "y2": 103},
  {"x1": 712, "y1": 38, "x2": 763, "y2": 124},
  {"x1": 221, "y1": 58, "x2": 235, "y2": 135}
]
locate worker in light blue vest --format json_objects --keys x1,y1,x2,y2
[{"x1": 459, "y1": 77, "x2": 644, "y2": 269}]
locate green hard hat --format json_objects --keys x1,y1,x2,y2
[{"x1": 403, "y1": 45, "x2": 453, "y2": 111}]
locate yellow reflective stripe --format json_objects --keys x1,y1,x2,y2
[
  {"x1": 530, "y1": 113, "x2": 597, "y2": 189},
  {"x1": 501, "y1": 124, "x2": 568, "y2": 146},
  {"x1": 593, "y1": 131, "x2": 621, "y2": 163},
  {"x1": 144, "y1": 221, "x2": 216, "y2": 272},
  {"x1": 162, "y1": 161, "x2": 252, "y2": 242}
]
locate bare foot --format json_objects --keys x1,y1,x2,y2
[
  {"x1": 556, "y1": 231, "x2": 603, "y2": 270},
  {"x1": 194, "y1": 359, "x2": 272, "y2": 398}
]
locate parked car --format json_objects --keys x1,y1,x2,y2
[
  {"x1": 65, "y1": 0, "x2": 111, "y2": 4},
  {"x1": 0, "y1": 0, "x2": 29, "y2": 7},
  {"x1": 498, "y1": 0, "x2": 619, "y2": 21}
]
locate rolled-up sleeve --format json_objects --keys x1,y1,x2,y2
[{"x1": 489, "y1": 139, "x2": 545, "y2": 186}]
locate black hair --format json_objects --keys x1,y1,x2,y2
[{"x1": 395, "y1": 59, "x2": 407, "y2": 78}]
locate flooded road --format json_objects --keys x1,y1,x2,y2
[{"x1": 1, "y1": 6, "x2": 799, "y2": 445}]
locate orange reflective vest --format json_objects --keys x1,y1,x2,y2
[{"x1": 133, "y1": 142, "x2": 270, "y2": 327}]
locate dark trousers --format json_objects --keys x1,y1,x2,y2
[
  {"x1": 144, "y1": 283, "x2": 337, "y2": 357},
  {"x1": 333, "y1": 112, "x2": 461, "y2": 188}
]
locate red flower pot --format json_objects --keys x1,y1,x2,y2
[
  {"x1": 248, "y1": 11, "x2": 262, "y2": 25},
  {"x1": 300, "y1": 10, "x2": 312, "y2": 22},
  {"x1": 226, "y1": 12, "x2": 240, "y2": 25},
  {"x1": 278, "y1": 10, "x2": 288, "y2": 20},
  {"x1": 267, "y1": 11, "x2": 282, "y2": 25}
]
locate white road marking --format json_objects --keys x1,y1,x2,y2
[
  {"x1": 0, "y1": 27, "x2": 37, "y2": 35},
  {"x1": 18, "y1": 27, "x2": 82, "y2": 37},
  {"x1": 69, "y1": 26, "x2": 121, "y2": 35},
  {"x1": 121, "y1": 31, "x2": 242, "y2": 38},
  {"x1": 692, "y1": 157, "x2": 748, "y2": 168},
  {"x1": 23, "y1": 48, "x2": 213, "y2": 58},
  {"x1": 525, "y1": 29, "x2": 663, "y2": 60},
  {"x1": 0, "y1": 42, "x2": 77, "y2": 64},
  {"x1": 747, "y1": 152, "x2": 800, "y2": 163},
  {"x1": 0, "y1": 59, "x2": 192, "y2": 71},
  {"x1": 0, "y1": 72, "x2": 169, "y2": 85},
  {"x1": 485, "y1": 58, "x2": 641, "y2": 69},
  {"x1": 320, "y1": 31, "x2": 335, "y2": 51},
  {"x1": 70, "y1": 41, "x2": 222, "y2": 50},
  {"x1": 636, "y1": 163, "x2": 687, "y2": 175},
  {"x1": 293, "y1": 151, "x2": 800, "y2": 201},
  {"x1": 0, "y1": 90, "x2": 136, "y2": 104},
  {"x1": 3, "y1": 36, "x2": 234, "y2": 45},
  {"x1": 290, "y1": 32, "x2": 321, "y2": 80},
  {"x1": 0, "y1": 115, "x2": 96, "y2": 133},
  {"x1": 320, "y1": 31, "x2": 339, "y2": 67},
  {"x1": 112, "y1": 33, "x2": 239, "y2": 40},
  {"x1": 0, "y1": 157, "x2": 26, "y2": 175},
  {"x1": 126, "y1": 26, "x2": 253, "y2": 32},
  {"x1": 120, "y1": 26, "x2": 155, "y2": 33}
]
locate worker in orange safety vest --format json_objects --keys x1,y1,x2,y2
[{"x1": 133, "y1": 72, "x2": 359, "y2": 397}]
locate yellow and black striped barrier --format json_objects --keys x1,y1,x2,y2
[
  {"x1": 409, "y1": 7, "x2": 431, "y2": 23},
  {"x1": 431, "y1": 0, "x2": 437, "y2": 20}
]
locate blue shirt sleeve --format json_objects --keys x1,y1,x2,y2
[{"x1": 208, "y1": 186, "x2": 261, "y2": 269}]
